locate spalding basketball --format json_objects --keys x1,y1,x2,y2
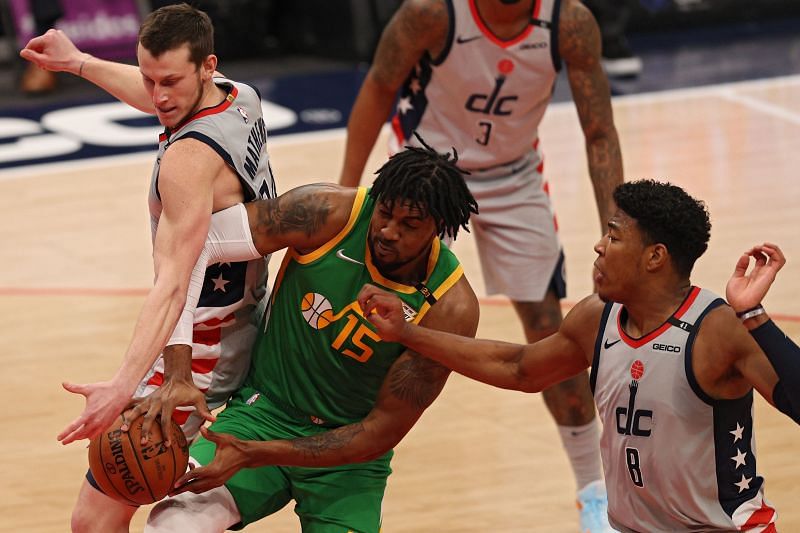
[{"x1": 88, "y1": 414, "x2": 190, "y2": 505}]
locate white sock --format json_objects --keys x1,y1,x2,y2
[{"x1": 557, "y1": 418, "x2": 603, "y2": 492}]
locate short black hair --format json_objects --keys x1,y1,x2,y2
[
  {"x1": 369, "y1": 133, "x2": 478, "y2": 240},
  {"x1": 138, "y1": 3, "x2": 213, "y2": 67},
  {"x1": 613, "y1": 179, "x2": 711, "y2": 278}
]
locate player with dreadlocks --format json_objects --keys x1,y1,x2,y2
[{"x1": 134, "y1": 140, "x2": 481, "y2": 532}]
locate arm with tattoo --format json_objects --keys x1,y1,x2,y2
[
  {"x1": 245, "y1": 183, "x2": 356, "y2": 255},
  {"x1": 560, "y1": 0, "x2": 623, "y2": 232},
  {"x1": 339, "y1": 0, "x2": 449, "y2": 186},
  {"x1": 172, "y1": 348, "x2": 455, "y2": 494}
]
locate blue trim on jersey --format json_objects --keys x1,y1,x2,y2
[
  {"x1": 430, "y1": 0, "x2": 456, "y2": 66},
  {"x1": 550, "y1": 0, "x2": 562, "y2": 72},
  {"x1": 712, "y1": 391, "x2": 764, "y2": 518},
  {"x1": 178, "y1": 131, "x2": 256, "y2": 202},
  {"x1": 683, "y1": 298, "x2": 726, "y2": 406},
  {"x1": 678, "y1": 296, "x2": 765, "y2": 518},
  {"x1": 589, "y1": 301, "x2": 614, "y2": 396}
]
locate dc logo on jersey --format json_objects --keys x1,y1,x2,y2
[
  {"x1": 237, "y1": 106, "x2": 249, "y2": 123},
  {"x1": 616, "y1": 360, "x2": 653, "y2": 437},
  {"x1": 465, "y1": 59, "x2": 518, "y2": 116}
]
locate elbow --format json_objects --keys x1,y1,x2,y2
[
  {"x1": 513, "y1": 364, "x2": 547, "y2": 394},
  {"x1": 350, "y1": 424, "x2": 404, "y2": 463}
]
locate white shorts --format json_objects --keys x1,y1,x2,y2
[{"x1": 462, "y1": 150, "x2": 564, "y2": 302}]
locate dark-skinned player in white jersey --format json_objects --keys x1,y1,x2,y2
[
  {"x1": 360, "y1": 179, "x2": 799, "y2": 532},
  {"x1": 339, "y1": 2, "x2": 623, "y2": 528}
]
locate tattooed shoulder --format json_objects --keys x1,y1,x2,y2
[
  {"x1": 254, "y1": 184, "x2": 336, "y2": 238},
  {"x1": 558, "y1": 0, "x2": 601, "y2": 62}
]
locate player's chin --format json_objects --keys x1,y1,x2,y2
[{"x1": 595, "y1": 285, "x2": 613, "y2": 303}]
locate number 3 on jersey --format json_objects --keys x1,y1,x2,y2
[{"x1": 476, "y1": 121, "x2": 493, "y2": 146}]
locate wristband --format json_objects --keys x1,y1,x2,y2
[{"x1": 736, "y1": 304, "x2": 765, "y2": 321}]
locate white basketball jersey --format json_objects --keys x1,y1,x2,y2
[
  {"x1": 591, "y1": 287, "x2": 776, "y2": 532},
  {"x1": 145, "y1": 78, "x2": 275, "y2": 406},
  {"x1": 390, "y1": 0, "x2": 561, "y2": 169}
]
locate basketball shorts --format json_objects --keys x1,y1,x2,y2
[
  {"x1": 135, "y1": 308, "x2": 258, "y2": 441},
  {"x1": 190, "y1": 387, "x2": 391, "y2": 532},
  {"x1": 461, "y1": 150, "x2": 565, "y2": 302}
]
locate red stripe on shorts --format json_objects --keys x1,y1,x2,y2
[{"x1": 193, "y1": 327, "x2": 222, "y2": 346}]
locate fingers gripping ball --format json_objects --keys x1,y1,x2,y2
[
  {"x1": 88, "y1": 414, "x2": 190, "y2": 505},
  {"x1": 301, "y1": 292, "x2": 335, "y2": 330}
]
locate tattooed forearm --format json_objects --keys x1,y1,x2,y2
[
  {"x1": 253, "y1": 185, "x2": 332, "y2": 238},
  {"x1": 290, "y1": 423, "x2": 366, "y2": 460},
  {"x1": 560, "y1": 0, "x2": 623, "y2": 231},
  {"x1": 388, "y1": 353, "x2": 448, "y2": 409}
]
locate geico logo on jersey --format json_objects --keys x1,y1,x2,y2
[{"x1": 652, "y1": 343, "x2": 681, "y2": 353}]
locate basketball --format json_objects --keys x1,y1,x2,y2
[
  {"x1": 301, "y1": 292, "x2": 335, "y2": 329},
  {"x1": 88, "y1": 414, "x2": 190, "y2": 506}
]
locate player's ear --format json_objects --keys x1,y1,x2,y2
[
  {"x1": 645, "y1": 243, "x2": 669, "y2": 272},
  {"x1": 202, "y1": 54, "x2": 217, "y2": 80}
]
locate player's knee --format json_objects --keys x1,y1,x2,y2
[
  {"x1": 71, "y1": 504, "x2": 132, "y2": 533},
  {"x1": 72, "y1": 481, "x2": 136, "y2": 533}
]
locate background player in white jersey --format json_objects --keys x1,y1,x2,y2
[
  {"x1": 20, "y1": 4, "x2": 275, "y2": 532},
  {"x1": 339, "y1": 0, "x2": 622, "y2": 529},
  {"x1": 360, "y1": 180, "x2": 800, "y2": 532}
]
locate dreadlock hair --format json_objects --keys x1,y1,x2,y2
[
  {"x1": 613, "y1": 179, "x2": 711, "y2": 278},
  {"x1": 369, "y1": 132, "x2": 479, "y2": 240}
]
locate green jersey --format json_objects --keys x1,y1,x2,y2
[{"x1": 244, "y1": 187, "x2": 463, "y2": 427}]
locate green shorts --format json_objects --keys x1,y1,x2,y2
[{"x1": 190, "y1": 387, "x2": 392, "y2": 532}]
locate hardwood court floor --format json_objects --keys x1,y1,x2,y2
[{"x1": 1, "y1": 75, "x2": 798, "y2": 532}]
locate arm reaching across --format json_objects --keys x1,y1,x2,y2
[{"x1": 358, "y1": 284, "x2": 598, "y2": 393}]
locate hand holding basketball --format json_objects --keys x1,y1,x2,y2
[
  {"x1": 88, "y1": 413, "x2": 189, "y2": 505},
  {"x1": 123, "y1": 377, "x2": 215, "y2": 446},
  {"x1": 58, "y1": 380, "x2": 133, "y2": 444}
]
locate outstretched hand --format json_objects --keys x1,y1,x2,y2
[
  {"x1": 357, "y1": 284, "x2": 410, "y2": 343},
  {"x1": 19, "y1": 28, "x2": 90, "y2": 74},
  {"x1": 57, "y1": 381, "x2": 132, "y2": 444},
  {"x1": 171, "y1": 427, "x2": 249, "y2": 495},
  {"x1": 726, "y1": 242, "x2": 786, "y2": 313},
  {"x1": 122, "y1": 378, "x2": 214, "y2": 446}
]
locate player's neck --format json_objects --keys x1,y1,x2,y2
[
  {"x1": 621, "y1": 281, "x2": 693, "y2": 338},
  {"x1": 377, "y1": 245, "x2": 433, "y2": 286},
  {"x1": 474, "y1": 0, "x2": 534, "y2": 39},
  {"x1": 200, "y1": 80, "x2": 228, "y2": 110}
]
